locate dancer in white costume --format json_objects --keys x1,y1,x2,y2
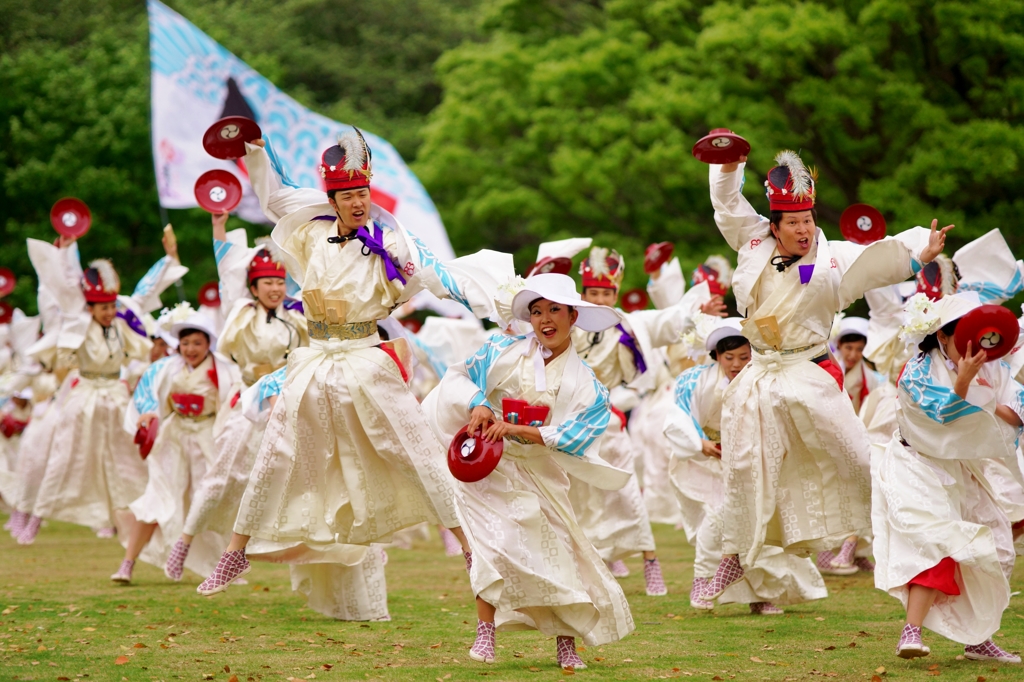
[
  {"x1": 111, "y1": 306, "x2": 242, "y2": 583},
  {"x1": 422, "y1": 273, "x2": 634, "y2": 669},
  {"x1": 24, "y1": 233, "x2": 186, "y2": 543},
  {"x1": 665, "y1": 317, "x2": 827, "y2": 614},
  {"x1": 874, "y1": 292, "x2": 1022, "y2": 664},
  {"x1": 7, "y1": 372, "x2": 60, "y2": 542},
  {"x1": 162, "y1": 213, "x2": 308, "y2": 581},
  {"x1": 569, "y1": 246, "x2": 721, "y2": 595},
  {"x1": 702, "y1": 150, "x2": 949, "y2": 601},
  {"x1": 196, "y1": 130, "x2": 506, "y2": 594}
]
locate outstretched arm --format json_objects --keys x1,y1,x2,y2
[
  {"x1": 244, "y1": 138, "x2": 330, "y2": 223},
  {"x1": 710, "y1": 157, "x2": 769, "y2": 252}
]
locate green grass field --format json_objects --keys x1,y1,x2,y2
[{"x1": 1, "y1": 516, "x2": 1022, "y2": 682}]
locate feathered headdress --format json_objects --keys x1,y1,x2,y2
[
  {"x1": 915, "y1": 254, "x2": 956, "y2": 302},
  {"x1": 691, "y1": 254, "x2": 734, "y2": 297},
  {"x1": 249, "y1": 237, "x2": 287, "y2": 284},
  {"x1": 319, "y1": 127, "x2": 373, "y2": 191},
  {"x1": 82, "y1": 259, "x2": 120, "y2": 303},
  {"x1": 765, "y1": 150, "x2": 817, "y2": 212},
  {"x1": 157, "y1": 302, "x2": 197, "y2": 329},
  {"x1": 580, "y1": 246, "x2": 624, "y2": 290},
  {"x1": 491, "y1": 276, "x2": 529, "y2": 332}
]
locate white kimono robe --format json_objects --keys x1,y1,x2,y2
[
  {"x1": 569, "y1": 285, "x2": 709, "y2": 560},
  {"x1": 232, "y1": 143, "x2": 510, "y2": 564},
  {"x1": 665, "y1": 363, "x2": 827, "y2": 606},
  {"x1": 179, "y1": 234, "x2": 309, "y2": 542},
  {"x1": 872, "y1": 348, "x2": 1024, "y2": 644},
  {"x1": 709, "y1": 163, "x2": 931, "y2": 564},
  {"x1": 127, "y1": 353, "x2": 242, "y2": 576},
  {"x1": 422, "y1": 334, "x2": 634, "y2": 645}
]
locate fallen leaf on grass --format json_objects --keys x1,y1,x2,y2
[
  {"x1": 593, "y1": 657, "x2": 604, "y2": 661},
  {"x1": 814, "y1": 617, "x2": 825, "y2": 621},
  {"x1": 82, "y1": 627, "x2": 96, "y2": 632},
  {"x1": 875, "y1": 667, "x2": 886, "y2": 674},
  {"x1": 528, "y1": 668, "x2": 540, "y2": 672},
  {"x1": 622, "y1": 658, "x2": 633, "y2": 662},
  {"x1": 928, "y1": 665, "x2": 940, "y2": 670},
  {"x1": 562, "y1": 670, "x2": 574, "y2": 676},
  {"x1": 712, "y1": 677, "x2": 723, "y2": 681},
  {"x1": 224, "y1": 665, "x2": 231, "y2": 673},
  {"x1": 37, "y1": 644, "x2": 46, "y2": 651},
  {"x1": 429, "y1": 641, "x2": 443, "y2": 649},
  {"x1": 228, "y1": 677, "x2": 239, "y2": 682},
  {"x1": 114, "y1": 656, "x2": 129, "y2": 665},
  {"x1": 321, "y1": 664, "x2": 333, "y2": 671},
  {"x1": 750, "y1": 657, "x2": 764, "y2": 663},
  {"x1": 977, "y1": 677, "x2": 986, "y2": 682},
  {"x1": 848, "y1": 642, "x2": 857, "y2": 648},
  {"x1": 871, "y1": 677, "x2": 881, "y2": 682},
  {"x1": 824, "y1": 646, "x2": 836, "y2": 651}
]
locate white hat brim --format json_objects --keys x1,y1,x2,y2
[
  {"x1": 511, "y1": 274, "x2": 618, "y2": 333},
  {"x1": 169, "y1": 313, "x2": 219, "y2": 351}
]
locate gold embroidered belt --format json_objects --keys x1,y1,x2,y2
[
  {"x1": 80, "y1": 370, "x2": 121, "y2": 380},
  {"x1": 704, "y1": 428, "x2": 721, "y2": 444},
  {"x1": 750, "y1": 343, "x2": 818, "y2": 356},
  {"x1": 307, "y1": 319, "x2": 378, "y2": 342}
]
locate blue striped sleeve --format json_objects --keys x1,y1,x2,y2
[
  {"x1": 255, "y1": 367, "x2": 287, "y2": 406},
  {"x1": 544, "y1": 378, "x2": 611, "y2": 457},
  {"x1": 463, "y1": 334, "x2": 521, "y2": 410},
  {"x1": 898, "y1": 353, "x2": 982, "y2": 423},
  {"x1": 410, "y1": 335, "x2": 449, "y2": 379},
  {"x1": 134, "y1": 356, "x2": 174, "y2": 415},
  {"x1": 673, "y1": 364, "x2": 712, "y2": 439},
  {"x1": 957, "y1": 268, "x2": 1024, "y2": 304},
  {"x1": 132, "y1": 256, "x2": 170, "y2": 299},
  {"x1": 213, "y1": 239, "x2": 234, "y2": 265},
  {"x1": 408, "y1": 232, "x2": 471, "y2": 311}
]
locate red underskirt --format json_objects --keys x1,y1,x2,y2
[{"x1": 908, "y1": 557, "x2": 960, "y2": 596}]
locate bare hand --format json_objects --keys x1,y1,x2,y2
[
  {"x1": 701, "y1": 440, "x2": 722, "y2": 459},
  {"x1": 481, "y1": 420, "x2": 513, "y2": 443},
  {"x1": 137, "y1": 413, "x2": 157, "y2": 430},
  {"x1": 211, "y1": 211, "x2": 229, "y2": 242},
  {"x1": 467, "y1": 405, "x2": 495, "y2": 437},
  {"x1": 721, "y1": 155, "x2": 748, "y2": 174},
  {"x1": 268, "y1": 395, "x2": 278, "y2": 410},
  {"x1": 162, "y1": 224, "x2": 178, "y2": 260},
  {"x1": 953, "y1": 341, "x2": 987, "y2": 398},
  {"x1": 700, "y1": 295, "x2": 728, "y2": 318},
  {"x1": 57, "y1": 234, "x2": 77, "y2": 249},
  {"x1": 919, "y1": 219, "x2": 954, "y2": 264}
]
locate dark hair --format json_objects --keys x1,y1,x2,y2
[
  {"x1": 377, "y1": 327, "x2": 390, "y2": 341},
  {"x1": 327, "y1": 187, "x2": 369, "y2": 201},
  {"x1": 919, "y1": 319, "x2": 959, "y2": 352},
  {"x1": 527, "y1": 297, "x2": 574, "y2": 316},
  {"x1": 837, "y1": 333, "x2": 867, "y2": 347},
  {"x1": 710, "y1": 335, "x2": 750, "y2": 361},
  {"x1": 769, "y1": 208, "x2": 818, "y2": 234},
  {"x1": 178, "y1": 328, "x2": 211, "y2": 343}
]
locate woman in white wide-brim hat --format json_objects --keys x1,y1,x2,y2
[
  {"x1": 422, "y1": 273, "x2": 635, "y2": 671},
  {"x1": 111, "y1": 305, "x2": 241, "y2": 584},
  {"x1": 873, "y1": 291, "x2": 1023, "y2": 663}
]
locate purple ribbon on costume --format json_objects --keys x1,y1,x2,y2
[
  {"x1": 312, "y1": 215, "x2": 336, "y2": 221},
  {"x1": 284, "y1": 299, "x2": 304, "y2": 314},
  {"x1": 117, "y1": 309, "x2": 147, "y2": 338},
  {"x1": 615, "y1": 323, "x2": 647, "y2": 374},
  {"x1": 798, "y1": 264, "x2": 815, "y2": 285},
  {"x1": 356, "y1": 224, "x2": 407, "y2": 285}
]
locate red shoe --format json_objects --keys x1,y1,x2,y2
[
  {"x1": 468, "y1": 620, "x2": 495, "y2": 664},
  {"x1": 164, "y1": 539, "x2": 191, "y2": 581},
  {"x1": 196, "y1": 549, "x2": 251, "y2": 596},
  {"x1": 964, "y1": 639, "x2": 1021, "y2": 663},
  {"x1": 556, "y1": 636, "x2": 586, "y2": 670},
  {"x1": 644, "y1": 558, "x2": 668, "y2": 596},
  {"x1": 111, "y1": 559, "x2": 135, "y2": 584},
  {"x1": 701, "y1": 555, "x2": 744, "y2": 600}
]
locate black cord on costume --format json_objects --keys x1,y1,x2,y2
[
  {"x1": 327, "y1": 232, "x2": 360, "y2": 244},
  {"x1": 770, "y1": 254, "x2": 801, "y2": 272},
  {"x1": 267, "y1": 306, "x2": 298, "y2": 359}
]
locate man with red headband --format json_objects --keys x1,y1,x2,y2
[
  {"x1": 197, "y1": 129, "x2": 501, "y2": 594},
  {"x1": 699, "y1": 151, "x2": 951, "y2": 601}
]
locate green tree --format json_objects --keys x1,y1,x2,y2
[
  {"x1": 0, "y1": 0, "x2": 481, "y2": 313},
  {"x1": 417, "y1": 0, "x2": 1024, "y2": 292}
]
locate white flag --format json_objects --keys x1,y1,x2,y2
[{"x1": 148, "y1": 0, "x2": 454, "y2": 260}]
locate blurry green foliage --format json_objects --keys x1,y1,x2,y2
[
  {"x1": 0, "y1": 0, "x2": 480, "y2": 313},
  {"x1": 416, "y1": 0, "x2": 1024, "y2": 294}
]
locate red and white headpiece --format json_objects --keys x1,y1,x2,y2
[
  {"x1": 319, "y1": 128, "x2": 372, "y2": 192},
  {"x1": 580, "y1": 246, "x2": 624, "y2": 290},
  {"x1": 82, "y1": 259, "x2": 120, "y2": 303},
  {"x1": 248, "y1": 247, "x2": 286, "y2": 284},
  {"x1": 691, "y1": 254, "x2": 734, "y2": 298},
  {"x1": 915, "y1": 254, "x2": 956, "y2": 302},
  {"x1": 765, "y1": 150, "x2": 816, "y2": 212}
]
